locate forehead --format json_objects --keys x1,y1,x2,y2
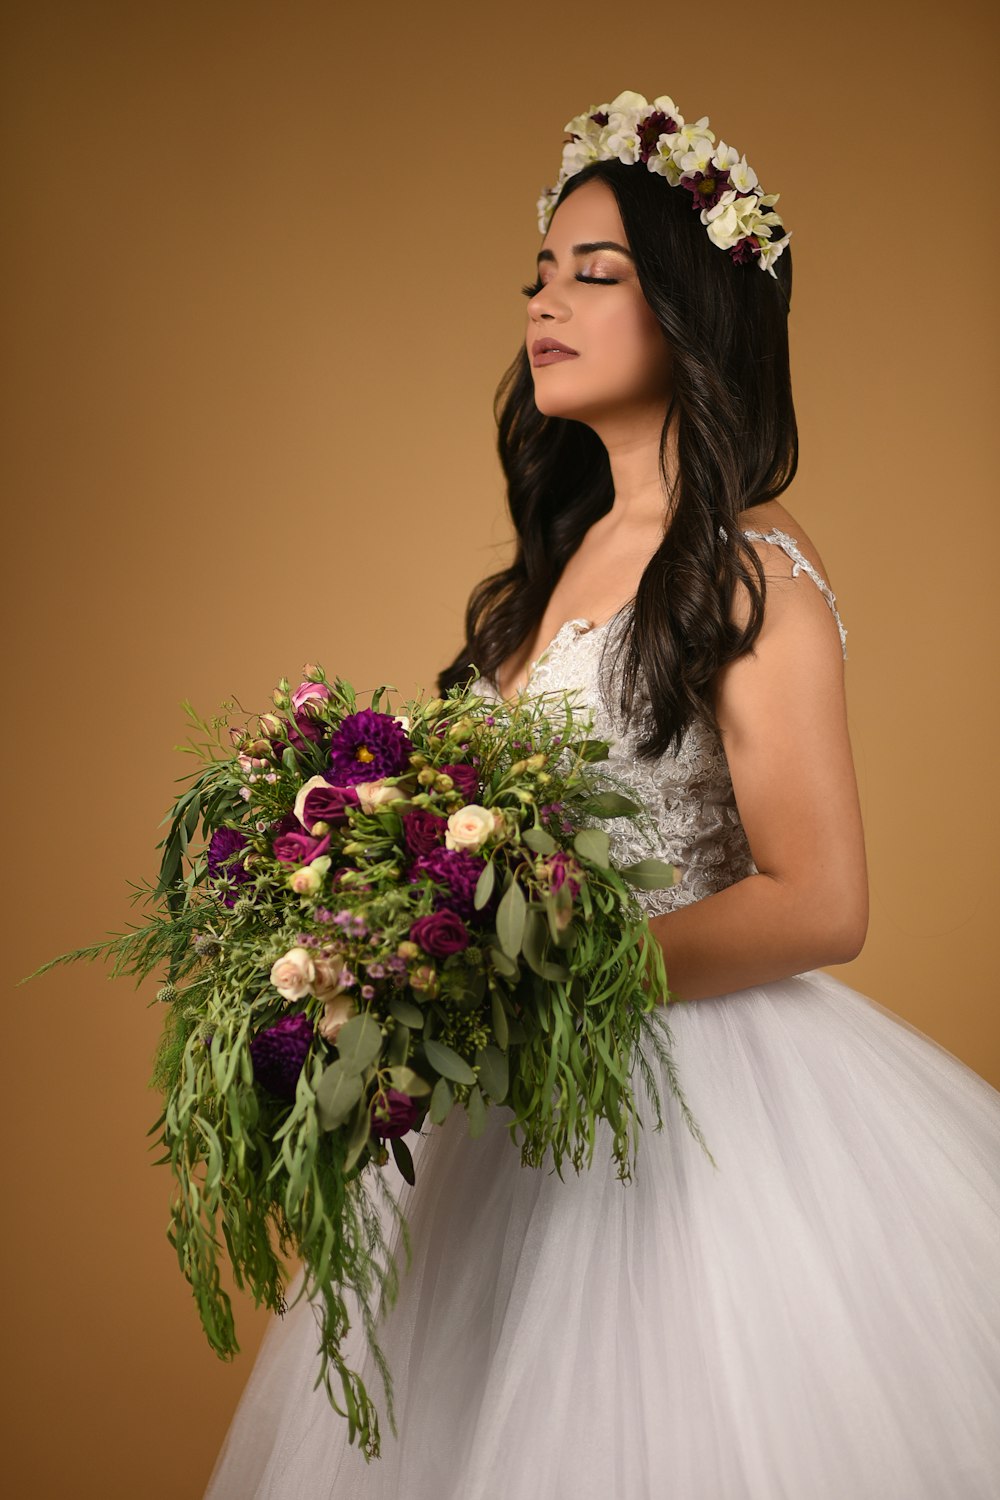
[{"x1": 542, "y1": 178, "x2": 627, "y2": 251}]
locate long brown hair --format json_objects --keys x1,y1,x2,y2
[{"x1": 437, "y1": 157, "x2": 797, "y2": 760}]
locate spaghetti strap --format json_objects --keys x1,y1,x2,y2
[{"x1": 742, "y1": 526, "x2": 848, "y2": 658}]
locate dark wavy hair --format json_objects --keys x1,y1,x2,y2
[{"x1": 436, "y1": 156, "x2": 796, "y2": 760}]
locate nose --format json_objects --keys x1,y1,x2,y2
[{"x1": 528, "y1": 283, "x2": 565, "y2": 323}]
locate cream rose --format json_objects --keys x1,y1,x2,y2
[
  {"x1": 445, "y1": 803, "x2": 494, "y2": 852},
  {"x1": 313, "y1": 954, "x2": 347, "y2": 1000},
  {"x1": 270, "y1": 946, "x2": 316, "y2": 1002},
  {"x1": 293, "y1": 775, "x2": 334, "y2": 828},
  {"x1": 317, "y1": 992, "x2": 357, "y2": 1044},
  {"x1": 355, "y1": 778, "x2": 407, "y2": 813},
  {"x1": 288, "y1": 866, "x2": 323, "y2": 896}
]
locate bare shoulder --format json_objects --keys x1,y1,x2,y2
[
  {"x1": 736, "y1": 498, "x2": 834, "y2": 586},
  {"x1": 730, "y1": 497, "x2": 845, "y2": 660}
]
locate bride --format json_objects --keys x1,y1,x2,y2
[{"x1": 205, "y1": 91, "x2": 1000, "y2": 1498}]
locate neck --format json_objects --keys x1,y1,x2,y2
[{"x1": 588, "y1": 401, "x2": 679, "y2": 532}]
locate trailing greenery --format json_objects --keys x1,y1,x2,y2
[{"x1": 20, "y1": 666, "x2": 714, "y2": 1460}]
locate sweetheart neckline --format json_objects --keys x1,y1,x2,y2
[{"x1": 491, "y1": 609, "x2": 626, "y2": 705}]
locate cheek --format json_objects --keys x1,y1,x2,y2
[{"x1": 603, "y1": 306, "x2": 670, "y2": 389}]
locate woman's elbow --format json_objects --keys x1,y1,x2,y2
[{"x1": 819, "y1": 886, "x2": 869, "y2": 965}]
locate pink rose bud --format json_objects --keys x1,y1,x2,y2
[{"x1": 258, "y1": 713, "x2": 284, "y2": 739}]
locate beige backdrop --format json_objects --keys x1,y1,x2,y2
[{"x1": 4, "y1": 2, "x2": 998, "y2": 1495}]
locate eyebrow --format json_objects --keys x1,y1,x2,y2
[{"x1": 537, "y1": 240, "x2": 634, "y2": 264}]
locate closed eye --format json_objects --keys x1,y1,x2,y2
[{"x1": 520, "y1": 275, "x2": 620, "y2": 296}]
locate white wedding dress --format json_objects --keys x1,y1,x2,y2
[{"x1": 205, "y1": 530, "x2": 1000, "y2": 1498}]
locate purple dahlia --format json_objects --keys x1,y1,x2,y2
[
  {"x1": 249, "y1": 1011, "x2": 315, "y2": 1101},
  {"x1": 407, "y1": 846, "x2": 493, "y2": 924},
  {"x1": 327, "y1": 709, "x2": 413, "y2": 787},
  {"x1": 207, "y1": 827, "x2": 252, "y2": 908}
]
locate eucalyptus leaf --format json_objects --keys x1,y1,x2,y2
[
  {"x1": 335, "y1": 1013, "x2": 383, "y2": 1074},
  {"x1": 389, "y1": 1134, "x2": 415, "y2": 1186},
  {"x1": 496, "y1": 877, "x2": 526, "y2": 958},
  {"x1": 490, "y1": 989, "x2": 509, "y2": 1050},
  {"x1": 343, "y1": 1094, "x2": 373, "y2": 1174},
  {"x1": 522, "y1": 826, "x2": 556, "y2": 855},
  {"x1": 475, "y1": 1045, "x2": 509, "y2": 1103},
  {"x1": 315, "y1": 1061, "x2": 364, "y2": 1131},
  {"x1": 620, "y1": 857, "x2": 676, "y2": 890},
  {"x1": 489, "y1": 946, "x2": 519, "y2": 980},
  {"x1": 386, "y1": 1065, "x2": 432, "y2": 1098},
  {"x1": 466, "y1": 1083, "x2": 487, "y2": 1139},
  {"x1": 573, "y1": 828, "x2": 611, "y2": 868},
  {"x1": 521, "y1": 907, "x2": 548, "y2": 976},
  {"x1": 473, "y1": 860, "x2": 495, "y2": 911},
  {"x1": 423, "y1": 1037, "x2": 477, "y2": 1086},
  {"x1": 386, "y1": 1021, "x2": 411, "y2": 1066},
  {"x1": 579, "y1": 790, "x2": 643, "y2": 816},
  {"x1": 389, "y1": 995, "x2": 424, "y2": 1029},
  {"x1": 429, "y1": 1075, "x2": 454, "y2": 1125}
]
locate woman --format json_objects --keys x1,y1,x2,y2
[{"x1": 205, "y1": 92, "x2": 1000, "y2": 1498}]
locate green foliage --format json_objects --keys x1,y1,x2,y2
[{"x1": 18, "y1": 663, "x2": 714, "y2": 1463}]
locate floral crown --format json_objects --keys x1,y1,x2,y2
[{"x1": 537, "y1": 90, "x2": 791, "y2": 279}]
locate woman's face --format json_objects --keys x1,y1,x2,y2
[{"x1": 524, "y1": 178, "x2": 672, "y2": 429}]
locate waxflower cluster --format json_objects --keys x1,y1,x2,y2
[
  {"x1": 29, "y1": 663, "x2": 711, "y2": 1463},
  {"x1": 538, "y1": 89, "x2": 791, "y2": 277}
]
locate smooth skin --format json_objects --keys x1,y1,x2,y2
[{"x1": 502, "y1": 178, "x2": 868, "y2": 1002}]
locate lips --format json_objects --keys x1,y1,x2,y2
[{"x1": 532, "y1": 338, "x2": 578, "y2": 357}]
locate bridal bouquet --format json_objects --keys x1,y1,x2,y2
[{"x1": 23, "y1": 664, "x2": 711, "y2": 1459}]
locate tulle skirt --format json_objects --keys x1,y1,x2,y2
[{"x1": 204, "y1": 971, "x2": 1000, "y2": 1499}]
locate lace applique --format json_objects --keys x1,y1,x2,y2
[
  {"x1": 466, "y1": 524, "x2": 847, "y2": 915},
  {"x1": 743, "y1": 527, "x2": 848, "y2": 658},
  {"x1": 469, "y1": 612, "x2": 757, "y2": 919}
]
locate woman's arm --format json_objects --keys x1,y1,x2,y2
[{"x1": 647, "y1": 537, "x2": 868, "y2": 1002}]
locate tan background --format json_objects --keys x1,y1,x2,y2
[{"x1": 4, "y1": 1, "x2": 998, "y2": 1495}]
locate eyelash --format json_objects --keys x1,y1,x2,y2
[{"x1": 520, "y1": 275, "x2": 619, "y2": 297}]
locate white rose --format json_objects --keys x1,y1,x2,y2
[
  {"x1": 317, "y1": 992, "x2": 357, "y2": 1045},
  {"x1": 445, "y1": 803, "x2": 494, "y2": 852},
  {"x1": 293, "y1": 775, "x2": 334, "y2": 828},
  {"x1": 355, "y1": 778, "x2": 407, "y2": 813},
  {"x1": 270, "y1": 946, "x2": 316, "y2": 1002}
]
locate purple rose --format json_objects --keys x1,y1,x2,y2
[
  {"x1": 370, "y1": 1088, "x2": 424, "y2": 1140},
  {"x1": 273, "y1": 831, "x2": 331, "y2": 865},
  {"x1": 300, "y1": 782, "x2": 359, "y2": 828},
  {"x1": 402, "y1": 809, "x2": 447, "y2": 857},
  {"x1": 283, "y1": 710, "x2": 325, "y2": 750},
  {"x1": 207, "y1": 827, "x2": 252, "y2": 907},
  {"x1": 249, "y1": 1012, "x2": 314, "y2": 1101},
  {"x1": 409, "y1": 909, "x2": 470, "y2": 957},
  {"x1": 439, "y1": 763, "x2": 479, "y2": 801}
]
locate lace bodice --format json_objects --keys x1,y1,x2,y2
[{"x1": 467, "y1": 529, "x2": 847, "y2": 918}]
